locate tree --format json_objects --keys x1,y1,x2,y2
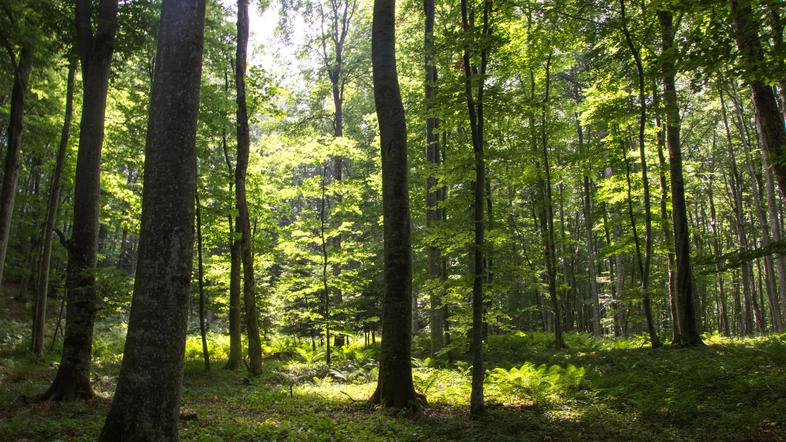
[
  {"x1": 619, "y1": 0, "x2": 661, "y2": 348},
  {"x1": 32, "y1": 56, "x2": 76, "y2": 357},
  {"x1": 657, "y1": 8, "x2": 701, "y2": 347},
  {"x1": 423, "y1": 0, "x2": 444, "y2": 358},
  {"x1": 369, "y1": 0, "x2": 421, "y2": 410},
  {"x1": 729, "y1": 0, "x2": 786, "y2": 199},
  {"x1": 98, "y1": 0, "x2": 206, "y2": 437},
  {"x1": 40, "y1": 0, "x2": 119, "y2": 401},
  {"x1": 235, "y1": 0, "x2": 263, "y2": 375},
  {"x1": 460, "y1": 0, "x2": 492, "y2": 417},
  {"x1": 0, "y1": 11, "x2": 34, "y2": 288}
]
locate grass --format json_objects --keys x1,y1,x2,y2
[{"x1": 1, "y1": 313, "x2": 785, "y2": 441}]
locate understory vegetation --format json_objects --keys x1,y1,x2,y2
[{"x1": 2, "y1": 311, "x2": 785, "y2": 441}]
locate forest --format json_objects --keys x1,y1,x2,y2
[{"x1": 0, "y1": 0, "x2": 785, "y2": 439}]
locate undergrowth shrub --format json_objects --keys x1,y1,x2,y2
[{"x1": 487, "y1": 362, "x2": 586, "y2": 404}]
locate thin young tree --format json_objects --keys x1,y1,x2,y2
[
  {"x1": 424, "y1": 0, "x2": 445, "y2": 358},
  {"x1": 0, "y1": 21, "x2": 33, "y2": 288},
  {"x1": 40, "y1": 0, "x2": 119, "y2": 401},
  {"x1": 657, "y1": 8, "x2": 701, "y2": 346},
  {"x1": 32, "y1": 56, "x2": 76, "y2": 357},
  {"x1": 369, "y1": 0, "x2": 421, "y2": 410},
  {"x1": 235, "y1": 0, "x2": 263, "y2": 375},
  {"x1": 460, "y1": 0, "x2": 492, "y2": 417},
  {"x1": 99, "y1": 0, "x2": 206, "y2": 438},
  {"x1": 619, "y1": 0, "x2": 661, "y2": 348}
]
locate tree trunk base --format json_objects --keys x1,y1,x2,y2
[
  {"x1": 368, "y1": 386, "x2": 426, "y2": 413},
  {"x1": 38, "y1": 366, "x2": 93, "y2": 402}
]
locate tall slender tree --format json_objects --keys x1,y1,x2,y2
[
  {"x1": 40, "y1": 0, "x2": 119, "y2": 401},
  {"x1": 369, "y1": 0, "x2": 421, "y2": 410},
  {"x1": 32, "y1": 57, "x2": 76, "y2": 357},
  {"x1": 619, "y1": 0, "x2": 660, "y2": 348},
  {"x1": 657, "y1": 9, "x2": 701, "y2": 346},
  {"x1": 424, "y1": 0, "x2": 444, "y2": 358},
  {"x1": 461, "y1": 0, "x2": 492, "y2": 416},
  {"x1": 0, "y1": 29, "x2": 33, "y2": 288},
  {"x1": 235, "y1": 0, "x2": 263, "y2": 375}
]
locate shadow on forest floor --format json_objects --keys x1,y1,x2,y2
[{"x1": 1, "y1": 315, "x2": 785, "y2": 441}]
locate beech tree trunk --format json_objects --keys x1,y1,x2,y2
[
  {"x1": 653, "y1": 88, "x2": 679, "y2": 342},
  {"x1": 620, "y1": 0, "x2": 660, "y2": 347},
  {"x1": 461, "y1": 0, "x2": 492, "y2": 416},
  {"x1": 720, "y1": 87, "x2": 756, "y2": 335},
  {"x1": 0, "y1": 46, "x2": 32, "y2": 287},
  {"x1": 730, "y1": 0, "x2": 786, "y2": 199},
  {"x1": 424, "y1": 0, "x2": 444, "y2": 358},
  {"x1": 369, "y1": 0, "x2": 420, "y2": 410},
  {"x1": 658, "y1": 10, "x2": 701, "y2": 346},
  {"x1": 235, "y1": 0, "x2": 263, "y2": 375},
  {"x1": 763, "y1": 152, "x2": 786, "y2": 328},
  {"x1": 99, "y1": 0, "x2": 206, "y2": 438},
  {"x1": 708, "y1": 174, "x2": 730, "y2": 335},
  {"x1": 41, "y1": 0, "x2": 118, "y2": 401},
  {"x1": 196, "y1": 192, "x2": 210, "y2": 370},
  {"x1": 578, "y1": 118, "x2": 601, "y2": 337},
  {"x1": 223, "y1": 127, "x2": 243, "y2": 369},
  {"x1": 32, "y1": 57, "x2": 76, "y2": 357}
]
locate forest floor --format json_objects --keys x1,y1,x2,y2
[{"x1": 1, "y1": 298, "x2": 786, "y2": 441}]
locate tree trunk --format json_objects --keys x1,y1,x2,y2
[
  {"x1": 720, "y1": 87, "x2": 756, "y2": 335},
  {"x1": 534, "y1": 54, "x2": 565, "y2": 350},
  {"x1": 221, "y1": 120, "x2": 243, "y2": 369},
  {"x1": 99, "y1": 0, "x2": 206, "y2": 437},
  {"x1": 41, "y1": 0, "x2": 119, "y2": 401},
  {"x1": 235, "y1": 0, "x2": 263, "y2": 375},
  {"x1": 196, "y1": 191, "x2": 210, "y2": 370},
  {"x1": 369, "y1": 0, "x2": 420, "y2": 410},
  {"x1": 730, "y1": 0, "x2": 786, "y2": 199},
  {"x1": 653, "y1": 88, "x2": 679, "y2": 342},
  {"x1": 620, "y1": 0, "x2": 661, "y2": 347},
  {"x1": 424, "y1": 0, "x2": 444, "y2": 357},
  {"x1": 320, "y1": 164, "x2": 332, "y2": 366},
  {"x1": 32, "y1": 57, "x2": 76, "y2": 357},
  {"x1": 461, "y1": 0, "x2": 492, "y2": 416},
  {"x1": 763, "y1": 152, "x2": 786, "y2": 328},
  {"x1": 576, "y1": 115, "x2": 601, "y2": 337},
  {"x1": 658, "y1": 9, "x2": 701, "y2": 346},
  {"x1": 0, "y1": 46, "x2": 32, "y2": 287}
]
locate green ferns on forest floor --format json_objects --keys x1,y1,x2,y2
[{"x1": 1, "y1": 320, "x2": 785, "y2": 441}]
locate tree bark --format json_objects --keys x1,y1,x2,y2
[
  {"x1": 424, "y1": 0, "x2": 444, "y2": 359},
  {"x1": 99, "y1": 0, "x2": 206, "y2": 437},
  {"x1": 620, "y1": 0, "x2": 660, "y2": 347},
  {"x1": 235, "y1": 0, "x2": 263, "y2": 375},
  {"x1": 708, "y1": 173, "x2": 730, "y2": 335},
  {"x1": 763, "y1": 152, "x2": 786, "y2": 328},
  {"x1": 720, "y1": 86, "x2": 756, "y2": 335},
  {"x1": 41, "y1": 0, "x2": 118, "y2": 401},
  {"x1": 461, "y1": 0, "x2": 492, "y2": 416},
  {"x1": 730, "y1": 0, "x2": 786, "y2": 199},
  {"x1": 653, "y1": 87, "x2": 679, "y2": 342},
  {"x1": 658, "y1": 10, "x2": 701, "y2": 346},
  {"x1": 32, "y1": 57, "x2": 76, "y2": 357},
  {"x1": 196, "y1": 191, "x2": 210, "y2": 370},
  {"x1": 369, "y1": 0, "x2": 420, "y2": 410},
  {"x1": 0, "y1": 46, "x2": 32, "y2": 287},
  {"x1": 577, "y1": 118, "x2": 601, "y2": 337},
  {"x1": 222, "y1": 124, "x2": 243, "y2": 369}
]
